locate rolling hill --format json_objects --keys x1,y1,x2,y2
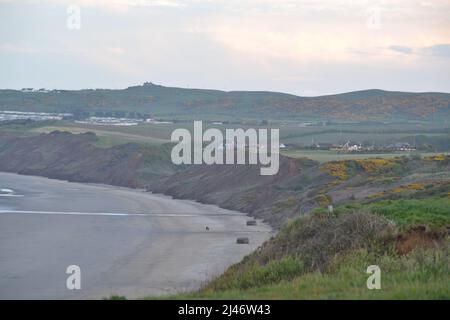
[{"x1": 1, "y1": 83, "x2": 449, "y2": 121}]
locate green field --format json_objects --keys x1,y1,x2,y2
[
  {"x1": 282, "y1": 149, "x2": 450, "y2": 163},
  {"x1": 31, "y1": 124, "x2": 170, "y2": 147},
  {"x1": 1, "y1": 119, "x2": 449, "y2": 159}
]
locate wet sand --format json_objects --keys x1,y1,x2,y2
[{"x1": 0, "y1": 172, "x2": 271, "y2": 299}]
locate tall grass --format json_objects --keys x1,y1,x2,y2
[
  {"x1": 204, "y1": 256, "x2": 304, "y2": 292},
  {"x1": 149, "y1": 199, "x2": 449, "y2": 300},
  {"x1": 165, "y1": 245, "x2": 449, "y2": 300}
]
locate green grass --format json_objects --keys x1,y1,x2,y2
[
  {"x1": 147, "y1": 198, "x2": 450, "y2": 300},
  {"x1": 204, "y1": 256, "x2": 304, "y2": 292},
  {"x1": 104, "y1": 295, "x2": 127, "y2": 300},
  {"x1": 0, "y1": 120, "x2": 56, "y2": 136},
  {"x1": 91, "y1": 135, "x2": 134, "y2": 148},
  {"x1": 32, "y1": 125, "x2": 170, "y2": 147},
  {"x1": 325, "y1": 198, "x2": 450, "y2": 228},
  {"x1": 153, "y1": 247, "x2": 449, "y2": 300}
]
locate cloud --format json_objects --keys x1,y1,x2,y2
[
  {"x1": 389, "y1": 45, "x2": 413, "y2": 54},
  {"x1": 1, "y1": 0, "x2": 449, "y2": 93},
  {"x1": 0, "y1": 0, "x2": 187, "y2": 9},
  {"x1": 389, "y1": 44, "x2": 450, "y2": 58},
  {"x1": 0, "y1": 43, "x2": 57, "y2": 54},
  {"x1": 421, "y1": 44, "x2": 450, "y2": 57}
]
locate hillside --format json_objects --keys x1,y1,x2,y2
[
  {"x1": 0, "y1": 130, "x2": 448, "y2": 299},
  {"x1": 0, "y1": 131, "x2": 177, "y2": 187},
  {"x1": 1, "y1": 84, "x2": 449, "y2": 121},
  {"x1": 165, "y1": 203, "x2": 449, "y2": 299},
  {"x1": 1, "y1": 130, "x2": 449, "y2": 229},
  {"x1": 150, "y1": 153, "x2": 450, "y2": 227}
]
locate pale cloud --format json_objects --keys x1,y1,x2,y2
[
  {"x1": 182, "y1": 1, "x2": 450, "y2": 65},
  {"x1": 389, "y1": 45, "x2": 414, "y2": 55},
  {"x1": 0, "y1": 0, "x2": 449, "y2": 93},
  {"x1": 0, "y1": 0, "x2": 187, "y2": 8},
  {"x1": 389, "y1": 44, "x2": 450, "y2": 57},
  {"x1": 0, "y1": 43, "x2": 47, "y2": 54}
]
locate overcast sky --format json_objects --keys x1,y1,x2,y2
[{"x1": 1, "y1": 0, "x2": 449, "y2": 96}]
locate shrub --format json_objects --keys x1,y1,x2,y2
[
  {"x1": 205, "y1": 256, "x2": 304, "y2": 291},
  {"x1": 368, "y1": 198, "x2": 450, "y2": 227},
  {"x1": 355, "y1": 158, "x2": 395, "y2": 174},
  {"x1": 317, "y1": 198, "x2": 450, "y2": 228},
  {"x1": 320, "y1": 161, "x2": 349, "y2": 180}
]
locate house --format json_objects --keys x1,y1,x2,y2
[
  {"x1": 385, "y1": 142, "x2": 416, "y2": 151},
  {"x1": 340, "y1": 141, "x2": 362, "y2": 152},
  {"x1": 311, "y1": 142, "x2": 334, "y2": 150}
]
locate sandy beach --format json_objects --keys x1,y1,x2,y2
[{"x1": 0, "y1": 172, "x2": 271, "y2": 299}]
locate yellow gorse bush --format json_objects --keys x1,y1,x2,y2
[
  {"x1": 355, "y1": 158, "x2": 395, "y2": 173},
  {"x1": 424, "y1": 154, "x2": 446, "y2": 161},
  {"x1": 320, "y1": 162, "x2": 349, "y2": 180}
]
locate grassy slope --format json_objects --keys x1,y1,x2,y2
[
  {"x1": 152, "y1": 198, "x2": 449, "y2": 300},
  {"x1": 321, "y1": 198, "x2": 450, "y2": 228},
  {"x1": 169, "y1": 248, "x2": 449, "y2": 299},
  {"x1": 0, "y1": 129, "x2": 178, "y2": 188}
]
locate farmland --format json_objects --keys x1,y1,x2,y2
[
  {"x1": 1, "y1": 118, "x2": 448, "y2": 158},
  {"x1": 282, "y1": 150, "x2": 450, "y2": 163}
]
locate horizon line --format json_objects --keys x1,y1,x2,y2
[{"x1": 1, "y1": 83, "x2": 449, "y2": 98}]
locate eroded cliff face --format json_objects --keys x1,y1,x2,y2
[
  {"x1": 1, "y1": 131, "x2": 448, "y2": 229},
  {"x1": 0, "y1": 131, "x2": 325, "y2": 227},
  {"x1": 148, "y1": 156, "x2": 329, "y2": 228},
  {"x1": 0, "y1": 131, "x2": 151, "y2": 187}
]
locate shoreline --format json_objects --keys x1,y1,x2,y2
[{"x1": 0, "y1": 172, "x2": 272, "y2": 299}]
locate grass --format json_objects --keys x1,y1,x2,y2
[
  {"x1": 91, "y1": 135, "x2": 134, "y2": 148},
  {"x1": 0, "y1": 120, "x2": 56, "y2": 136},
  {"x1": 146, "y1": 197, "x2": 450, "y2": 300},
  {"x1": 206, "y1": 256, "x2": 304, "y2": 291},
  {"x1": 104, "y1": 295, "x2": 127, "y2": 300},
  {"x1": 3, "y1": 119, "x2": 450, "y2": 157},
  {"x1": 282, "y1": 149, "x2": 450, "y2": 163},
  {"x1": 153, "y1": 247, "x2": 449, "y2": 300},
  {"x1": 32, "y1": 125, "x2": 169, "y2": 147},
  {"x1": 325, "y1": 198, "x2": 450, "y2": 228}
]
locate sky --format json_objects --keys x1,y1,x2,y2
[{"x1": 0, "y1": 0, "x2": 449, "y2": 96}]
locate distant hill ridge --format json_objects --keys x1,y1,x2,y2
[{"x1": 0, "y1": 84, "x2": 449, "y2": 121}]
